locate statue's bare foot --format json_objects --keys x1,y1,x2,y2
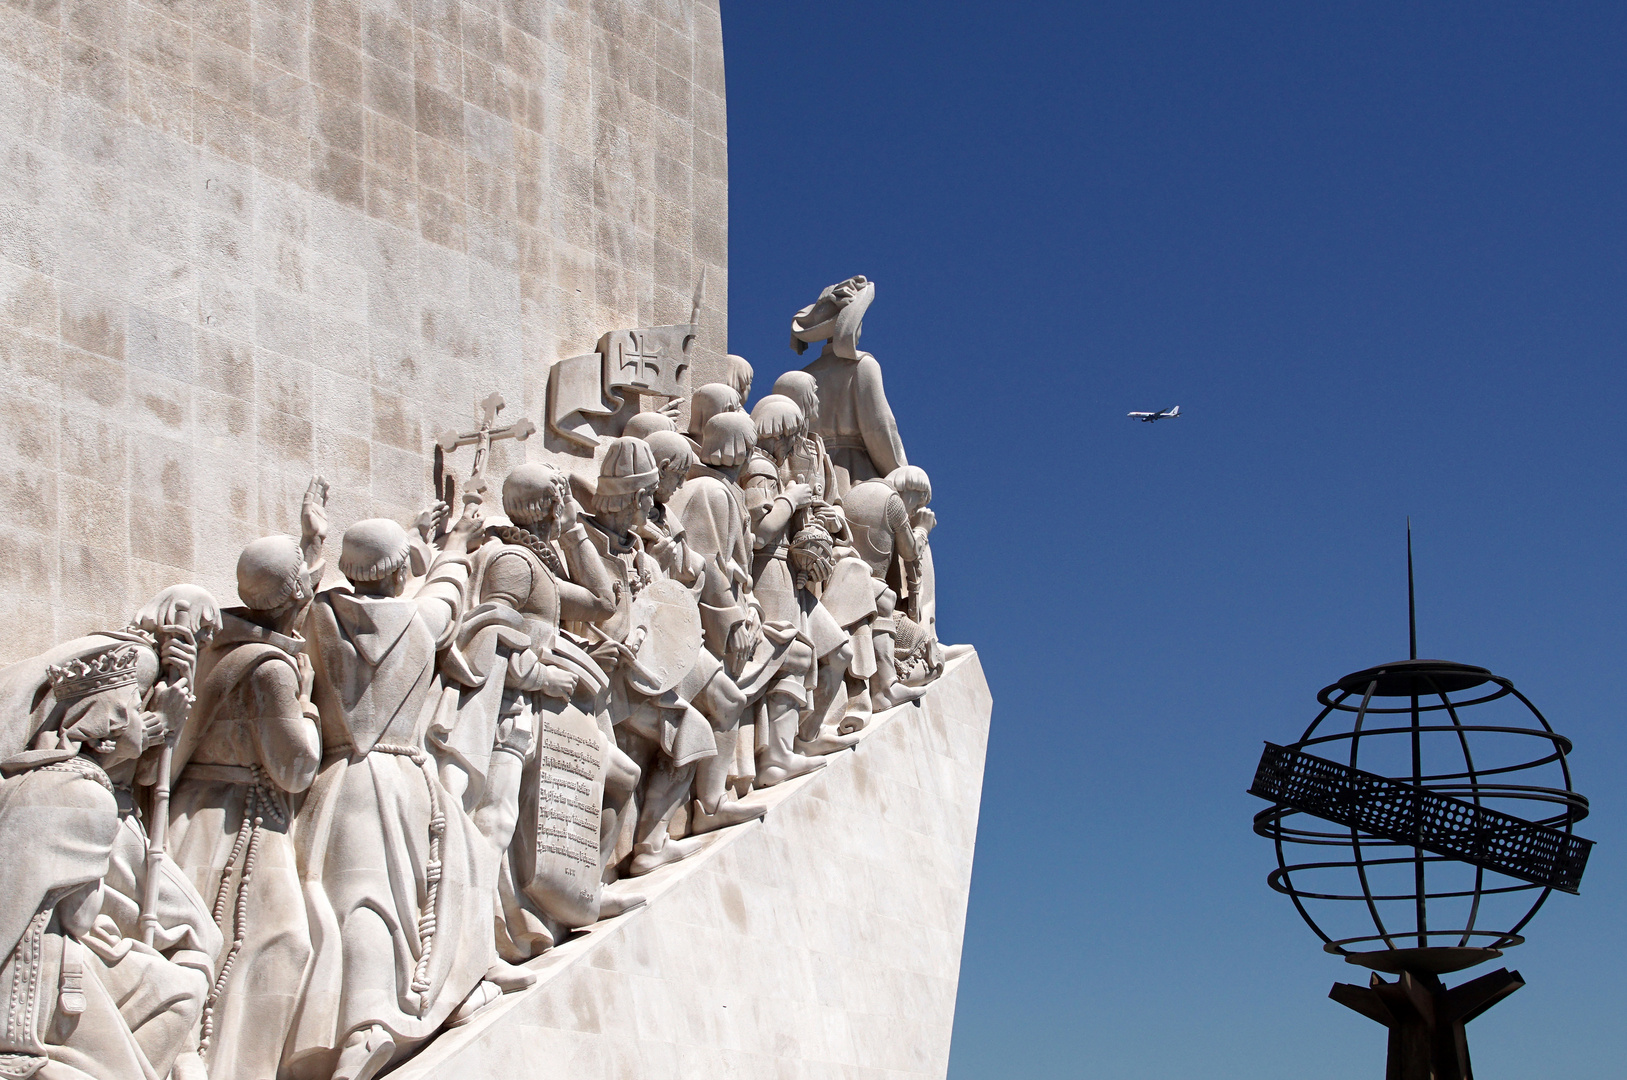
[
  {"x1": 755, "y1": 751, "x2": 826, "y2": 788},
  {"x1": 448, "y1": 980, "x2": 504, "y2": 1028},
  {"x1": 331, "y1": 1025, "x2": 394, "y2": 1080},
  {"x1": 628, "y1": 834, "x2": 707, "y2": 876},
  {"x1": 597, "y1": 886, "x2": 648, "y2": 919},
  {"x1": 484, "y1": 959, "x2": 536, "y2": 992},
  {"x1": 689, "y1": 796, "x2": 766, "y2": 835},
  {"x1": 796, "y1": 731, "x2": 860, "y2": 756}
]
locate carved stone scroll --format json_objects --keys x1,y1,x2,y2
[{"x1": 516, "y1": 699, "x2": 607, "y2": 928}]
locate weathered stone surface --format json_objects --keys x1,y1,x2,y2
[
  {"x1": 0, "y1": 0, "x2": 728, "y2": 656},
  {"x1": 395, "y1": 651, "x2": 993, "y2": 1080}
]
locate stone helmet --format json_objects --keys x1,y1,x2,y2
[
  {"x1": 338, "y1": 519, "x2": 412, "y2": 584},
  {"x1": 502, "y1": 463, "x2": 566, "y2": 526},
  {"x1": 687, "y1": 382, "x2": 742, "y2": 437},
  {"x1": 750, "y1": 394, "x2": 805, "y2": 441},
  {"x1": 699, "y1": 411, "x2": 757, "y2": 468},
  {"x1": 236, "y1": 534, "x2": 309, "y2": 612}
]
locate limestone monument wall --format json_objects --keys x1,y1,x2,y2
[{"x1": 0, "y1": 0, "x2": 729, "y2": 659}]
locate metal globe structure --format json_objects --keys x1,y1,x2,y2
[
  {"x1": 1252, "y1": 657, "x2": 1590, "y2": 975},
  {"x1": 1248, "y1": 534, "x2": 1593, "y2": 1079}
]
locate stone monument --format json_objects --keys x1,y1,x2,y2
[{"x1": 0, "y1": 3, "x2": 991, "y2": 1078}]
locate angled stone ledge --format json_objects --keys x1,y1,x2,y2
[{"x1": 395, "y1": 650, "x2": 993, "y2": 1080}]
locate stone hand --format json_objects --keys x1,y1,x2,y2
[
  {"x1": 445, "y1": 499, "x2": 485, "y2": 552},
  {"x1": 657, "y1": 396, "x2": 685, "y2": 422},
  {"x1": 416, "y1": 500, "x2": 450, "y2": 542},
  {"x1": 554, "y1": 482, "x2": 579, "y2": 532},
  {"x1": 913, "y1": 507, "x2": 936, "y2": 535},
  {"x1": 783, "y1": 482, "x2": 816, "y2": 511},
  {"x1": 533, "y1": 664, "x2": 578, "y2": 700},
  {"x1": 302, "y1": 475, "x2": 331, "y2": 542},
  {"x1": 149, "y1": 682, "x2": 192, "y2": 743},
  {"x1": 160, "y1": 634, "x2": 197, "y2": 688},
  {"x1": 726, "y1": 618, "x2": 761, "y2": 675}
]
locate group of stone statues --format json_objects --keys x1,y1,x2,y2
[{"x1": 0, "y1": 278, "x2": 949, "y2": 1080}]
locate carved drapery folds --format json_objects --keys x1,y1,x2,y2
[{"x1": 0, "y1": 277, "x2": 951, "y2": 1080}]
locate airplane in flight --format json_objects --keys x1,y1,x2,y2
[{"x1": 1128, "y1": 405, "x2": 1180, "y2": 423}]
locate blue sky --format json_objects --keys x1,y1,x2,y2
[{"x1": 719, "y1": 3, "x2": 1627, "y2": 1076}]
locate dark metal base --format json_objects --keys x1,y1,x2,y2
[{"x1": 1330, "y1": 967, "x2": 1523, "y2": 1080}]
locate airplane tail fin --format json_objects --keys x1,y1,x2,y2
[{"x1": 1170, "y1": 406, "x2": 1180, "y2": 417}]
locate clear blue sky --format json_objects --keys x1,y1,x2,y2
[{"x1": 719, "y1": 3, "x2": 1627, "y2": 1076}]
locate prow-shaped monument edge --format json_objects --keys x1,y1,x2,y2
[{"x1": 394, "y1": 650, "x2": 993, "y2": 1080}]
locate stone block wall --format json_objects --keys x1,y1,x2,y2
[{"x1": 0, "y1": 0, "x2": 727, "y2": 659}]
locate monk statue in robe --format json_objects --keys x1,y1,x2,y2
[
  {"x1": 166, "y1": 479, "x2": 329, "y2": 1080},
  {"x1": 285, "y1": 509, "x2": 498, "y2": 1080},
  {"x1": 791, "y1": 276, "x2": 908, "y2": 494},
  {"x1": 638, "y1": 429, "x2": 770, "y2": 833},
  {"x1": 0, "y1": 587, "x2": 226, "y2": 1080}
]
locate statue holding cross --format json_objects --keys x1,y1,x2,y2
[{"x1": 435, "y1": 392, "x2": 537, "y2": 515}]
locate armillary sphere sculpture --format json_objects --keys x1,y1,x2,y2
[{"x1": 1249, "y1": 530, "x2": 1593, "y2": 1080}]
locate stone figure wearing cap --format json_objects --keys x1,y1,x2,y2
[
  {"x1": 0, "y1": 585, "x2": 225, "y2": 1080},
  {"x1": 163, "y1": 477, "x2": 330, "y2": 1080},
  {"x1": 286, "y1": 505, "x2": 498, "y2": 1080},
  {"x1": 570, "y1": 437, "x2": 720, "y2": 876},
  {"x1": 792, "y1": 275, "x2": 908, "y2": 493},
  {"x1": 447, "y1": 463, "x2": 646, "y2": 962}
]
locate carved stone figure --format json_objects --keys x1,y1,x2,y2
[
  {"x1": 456, "y1": 464, "x2": 643, "y2": 960},
  {"x1": 740, "y1": 397, "x2": 857, "y2": 783},
  {"x1": 792, "y1": 276, "x2": 908, "y2": 492},
  {"x1": 570, "y1": 439, "x2": 714, "y2": 876},
  {"x1": 0, "y1": 589, "x2": 225, "y2": 1080},
  {"x1": 639, "y1": 430, "x2": 768, "y2": 834},
  {"x1": 770, "y1": 370, "x2": 842, "y2": 506},
  {"x1": 286, "y1": 512, "x2": 497, "y2": 1080},
  {"x1": 166, "y1": 508, "x2": 328, "y2": 1080}
]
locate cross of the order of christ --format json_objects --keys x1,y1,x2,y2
[
  {"x1": 436, "y1": 391, "x2": 536, "y2": 503},
  {"x1": 608, "y1": 328, "x2": 687, "y2": 398}
]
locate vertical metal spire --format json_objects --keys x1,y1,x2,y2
[
  {"x1": 1407, "y1": 518, "x2": 1417, "y2": 661},
  {"x1": 1407, "y1": 518, "x2": 1425, "y2": 943}
]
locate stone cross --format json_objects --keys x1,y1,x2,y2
[{"x1": 437, "y1": 391, "x2": 536, "y2": 500}]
